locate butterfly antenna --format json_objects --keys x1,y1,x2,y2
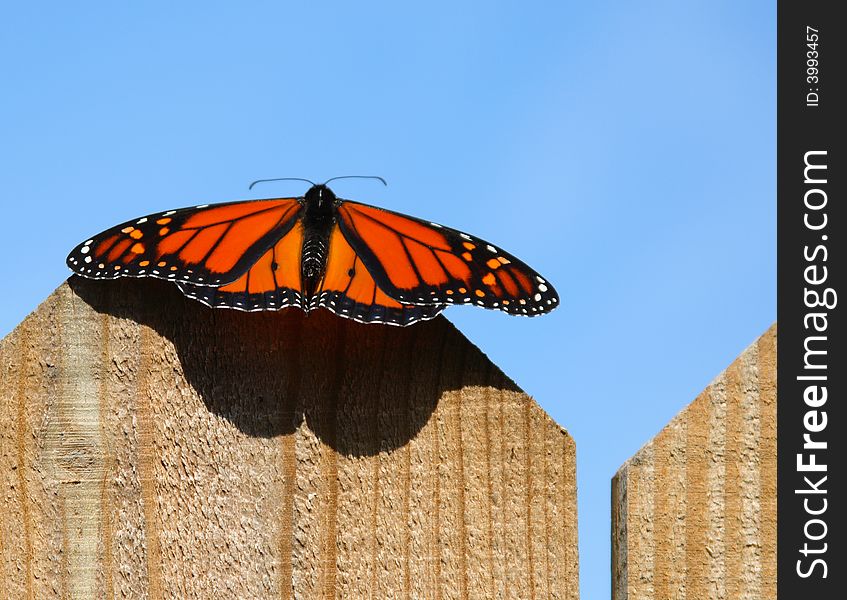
[
  {"x1": 323, "y1": 175, "x2": 388, "y2": 186},
  {"x1": 248, "y1": 177, "x2": 317, "y2": 190}
]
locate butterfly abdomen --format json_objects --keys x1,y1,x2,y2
[
  {"x1": 301, "y1": 230, "x2": 329, "y2": 298},
  {"x1": 299, "y1": 184, "x2": 339, "y2": 302}
]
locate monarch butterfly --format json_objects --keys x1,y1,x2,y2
[{"x1": 66, "y1": 180, "x2": 558, "y2": 326}]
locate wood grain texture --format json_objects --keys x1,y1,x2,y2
[
  {"x1": 0, "y1": 277, "x2": 578, "y2": 600},
  {"x1": 611, "y1": 324, "x2": 776, "y2": 600}
]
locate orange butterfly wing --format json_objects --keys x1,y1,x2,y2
[
  {"x1": 336, "y1": 200, "x2": 558, "y2": 316},
  {"x1": 313, "y1": 226, "x2": 445, "y2": 325},
  {"x1": 176, "y1": 220, "x2": 306, "y2": 311},
  {"x1": 66, "y1": 198, "x2": 302, "y2": 287}
]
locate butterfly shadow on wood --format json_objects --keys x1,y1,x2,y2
[{"x1": 68, "y1": 275, "x2": 520, "y2": 457}]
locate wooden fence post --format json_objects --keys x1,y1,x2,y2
[
  {"x1": 612, "y1": 324, "x2": 777, "y2": 600},
  {"x1": 1, "y1": 277, "x2": 578, "y2": 599}
]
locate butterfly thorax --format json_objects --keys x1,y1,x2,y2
[{"x1": 300, "y1": 185, "x2": 339, "y2": 305}]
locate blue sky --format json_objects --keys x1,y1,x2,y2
[{"x1": 1, "y1": 2, "x2": 774, "y2": 597}]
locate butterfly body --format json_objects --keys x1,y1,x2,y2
[
  {"x1": 67, "y1": 184, "x2": 559, "y2": 325},
  {"x1": 299, "y1": 185, "x2": 339, "y2": 303}
]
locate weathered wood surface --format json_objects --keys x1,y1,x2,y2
[
  {"x1": 611, "y1": 324, "x2": 776, "y2": 600},
  {"x1": 0, "y1": 277, "x2": 578, "y2": 599}
]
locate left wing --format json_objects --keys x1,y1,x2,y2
[
  {"x1": 177, "y1": 220, "x2": 306, "y2": 311},
  {"x1": 67, "y1": 198, "x2": 303, "y2": 287}
]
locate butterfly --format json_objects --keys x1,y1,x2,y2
[{"x1": 66, "y1": 179, "x2": 559, "y2": 326}]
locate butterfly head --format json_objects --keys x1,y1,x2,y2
[{"x1": 304, "y1": 184, "x2": 337, "y2": 210}]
